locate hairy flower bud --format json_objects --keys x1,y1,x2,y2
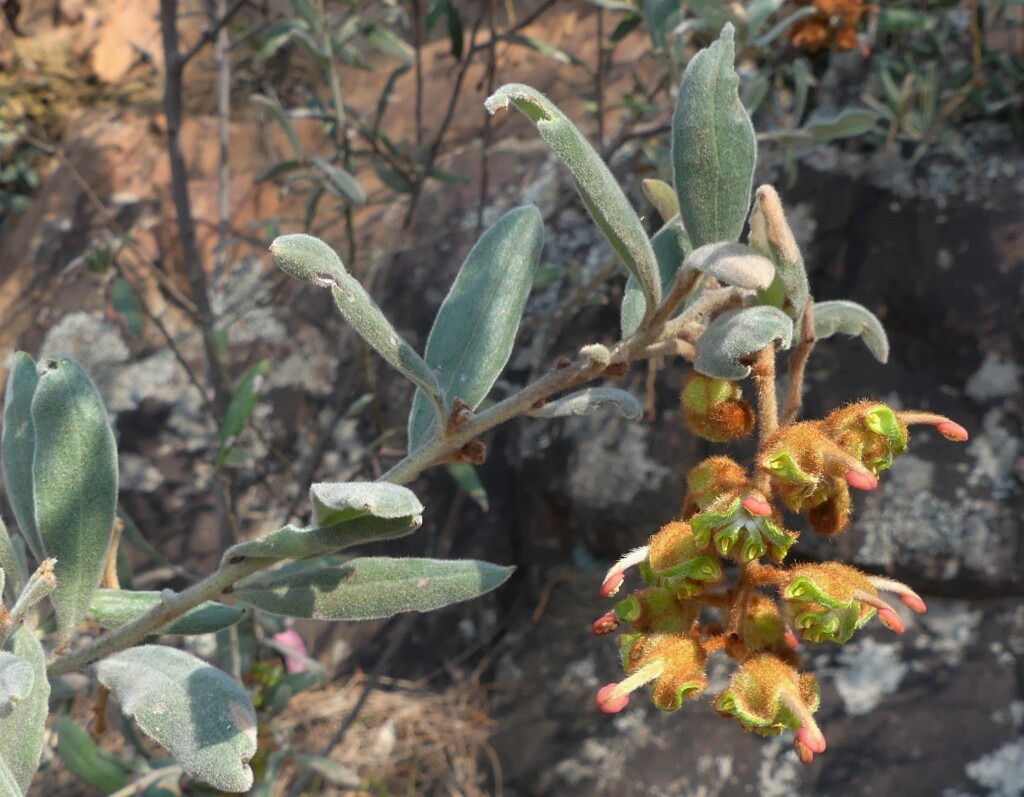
[
  {"x1": 681, "y1": 374, "x2": 756, "y2": 443},
  {"x1": 640, "y1": 521, "x2": 722, "y2": 596},
  {"x1": 682, "y1": 456, "x2": 751, "y2": 518},
  {"x1": 716, "y1": 655, "x2": 825, "y2": 761},
  {"x1": 599, "y1": 632, "x2": 707, "y2": 714},
  {"x1": 781, "y1": 563, "x2": 909, "y2": 643},
  {"x1": 825, "y1": 401, "x2": 908, "y2": 475},
  {"x1": 743, "y1": 594, "x2": 799, "y2": 659}
]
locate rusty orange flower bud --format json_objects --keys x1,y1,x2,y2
[{"x1": 681, "y1": 374, "x2": 756, "y2": 443}]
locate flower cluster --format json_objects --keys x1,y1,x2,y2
[
  {"x1": 790, "y1": 0, "x2": 867, "y2": 52},
  {"x1": 594, "y1": 393, "x2": 966, "y2": 762}
]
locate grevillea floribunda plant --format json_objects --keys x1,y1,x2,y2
[{"x1": 0, "y1": 23, "x2": 967, "y2": 794}]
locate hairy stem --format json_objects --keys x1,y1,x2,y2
[
  {"x1": 781, "y1": 300, "x2": 816, "y2": 425},
  {"x1": 47, "y1": 557, "x2": 272, "y2": 676}
]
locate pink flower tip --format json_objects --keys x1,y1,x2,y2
[
  {"x1": 597, "y1": 684, "x2": 629, "y2": 714},
  {"x1": 592, "y1": 611, "x2": 619, "y2": 636},
  {"x1": 898, "y1": 593, "x2": 927, "y2": 614},
  {"x1": 877, "y1": 607, "x2": 906, "y2": 634},
  {"x1": 784, "y1": 628, "x2": 801, "y2": 649},
  {"x1": 600, "y1": 571, "x2": 625, "y2": 598},
  {"x1": 742, "y1": 495, "x2": 773, "y2": 517},
  {"x1": 797, "y1": 724, "x2": 827, "y2": 754},
  {"x1": 844, "y1": 469, "x2": 878, "y2": 491},
  {"x1": 936, "y1": 421, "x2": 968, "y2": 442}
]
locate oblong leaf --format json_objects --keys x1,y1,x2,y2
[
  {"x1": 529, "y1": 388, "x2": 643, "y2": 420},
  {"x1": 672, "y1": 23, "x2": 756, "y2": 248},
  {"x1": 683, "y1": 242, "x2": 775, "y2": 290},
  {"x1": 642, "y1": 178, "x2": 680, "y2": 223},
  {"x1": 55, "y1": 717, "x2": 133, "y2": 793},
  {"x1": 308, "y1": 157, "x2": 366, "y2": 204},
  {"x1": 236, "y1": 557, "x2": 514, "y2": 621},
  {"x1": 0, "y1": 653, "x2": 32, "y2": 714},
  {"x1": 271, "y1": 234, "x2": 446, "y2": 423},
  {"x1": 813, "y1": 300, "x2": 889, "y2": 364},
  {"x1": 309, "y1": 481, "x2": 424, "y2": 527},
  {"x1": 0, "y1": 627, "x2": 49, "y2": 793},
  {"x1": 0, "y1": 517, "x2": 23, "y2": 603},
  {"x1": 803, "y1": 109, "x2": 877, "y2": 142},
  {"x1": 694, "y1": 306, "x2": 794, "y2": 379},
  {"x1": 89, "y1": 590, "x2": 243, "y2": 635},
  {"x1": 407, "y1": 206, "x2": 544, "y2": 450},
  {"x1": 96, "y1": 646, "x2": 258, "y2": 793},
  {"x1": 621, "y1": 217, "x2": 692, "y2": 338},
  {"x1": 2, "y1": 352, "x2": 43, "y2": 562},
  {"x1": 485, "y1": 85, "x2": 662, "y2": 312},
  {"x1": 31, "y1": 358, "x2": 117, "y2": 642},
  {"x1": 223, "y1": 515, "x2": 423, "y2": 563}
]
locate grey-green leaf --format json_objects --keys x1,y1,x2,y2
[
  {"x1": 0, "y1": 757, "x2": 19, "y2": 797},
  {"x1": 55, "y1": 717, "x2": 133, "y2": 793},
  {"x1": 223, "y1": 515, "x2": 423, "y2": 563},
  {"x1": 31, "y1": 358, "x2": 117, "y2": 643},
  {"x1": 485, "y1": 85, "x2": 662, "y2": 312},
  {"x1": 0, "y1": 653, "x2": 32, "y2": 714},
  {"x1": 407, "y1": 206, "x2": 543, "y2": 450},
  {"x1": 90, "y1": 590, "x2": 243, "y2": 635},
  {"x1": 96, "y1": 646, "x2": 258, "y2": 793},
  {"x1": 621, "y1": 217, "x2": 692, "y2": 338},
  {"x1": 0, "y1": 627, "x2": 49, "y2": 793},
  {"x1": 309, "y1": 157, "x2": 366, "y2": 204},
  {"x1": 683, "y1": 242, "x2": 775, "y2": 290},
  {"x1": 529, "y1": 388, "x2": 643, "y2": 420},
  {"x1": 0, "y1": 517, "x2": 22, "y2": 603},
  {"x1": 671, "y1": 24, "x2": 756, "y2": 248},
  {"x1": 309, "y1": 481, "x2": 424, "y2": 527},
  {"x1": 803, "y1": 108, "x2": 878, "y2": 142},
  {"x1": 2, "y1": 352, "x2": 42, "y2": 562},
  {"x1": 813, "y1": 300, "x2": 890, "y2": 364},
  {"x1": 445, "y1": 463, "x2": 489, "y2": 512},
  {"x1": 694, "y1": 306, "x2": 794, "y2": 379},
  {"x1": 236, "y1": 557, "x2": 514, "y2": 621},
  {"x1": 271, "y1": 235, "x2": 446, "y2": 426}
]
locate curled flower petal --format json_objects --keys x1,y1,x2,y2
[
  {"x1": 936, "y1": 421, "x2": 969, "y2": 441},
  {"x1": 596, "y1": 659, "x2": 665, "y2": 714},
  {"x1": 592, "y1": 611, "x2": 619, "y2": 636},
  {"x1": 844, "y1": 469, "x2": 878, "y2": 491},
  {"x1": 742, "y1": 494, "x2": 773, "y2": 516},
  {"x1": 597, "y1": 683, "x2": 630, "y2": 714}
]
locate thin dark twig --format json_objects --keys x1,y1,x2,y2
[
  {"x1": 179, "y1": 0, "x2": 249, "y2": 66},
  {"x1": 402, "y1": 2, "x2": 487, "y2": 229},
  {"x1": 22, "y1": 136, "x2": 222, "y2": 424},
  {"x1": 477, "y1": 0, "x2": 498, "y2": 233},
  {"x1": 464, "y1": 0, "x2": 559, "y2": 57},
  {"x1": 160, "y1": 0, "x2": 232, "y2": 418},
  {"x1": 411, "y1": 0, "x2": 424, "y2": 148},
  {"x1": 285, "y1": 614, "x2": 417, "y2": 797}
]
